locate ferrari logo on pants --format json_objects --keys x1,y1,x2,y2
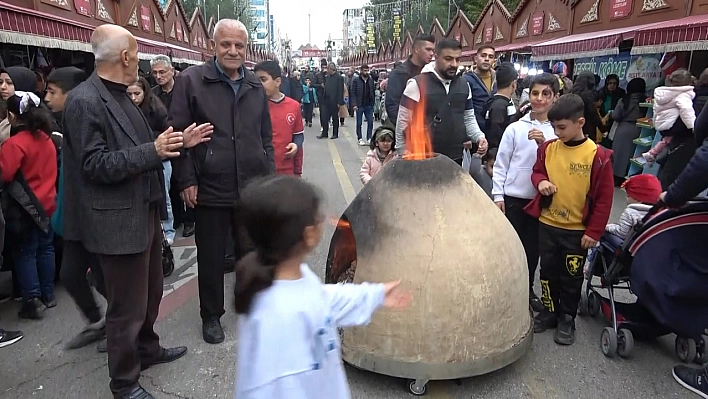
[{"x1": 566, "y1": 255, "x2": 584, "y2": 276}]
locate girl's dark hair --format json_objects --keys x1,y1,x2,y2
[
  {"x1": 132, "y1": 77, "x2": 166, "y2": 117},
  {"x1": 5, "y1": 94, "x2": 54, "y2": 138},
  {"x1": 483, "y1": 147, "x2": 497, "y2": 163},
  {"x1": 370, "y1": 126, "x2": 395, "y2": 150},
  {"x1": 233, "y1": 175, "x2": 322, "y2": 314}
]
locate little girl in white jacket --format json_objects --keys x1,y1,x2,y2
[{"x1": 644, "y1": 70, "x2": 696, "y2": 163}]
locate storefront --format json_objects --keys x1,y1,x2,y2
[{"x1": 468, "y1": 0, "x2": 513, "y2": 63}]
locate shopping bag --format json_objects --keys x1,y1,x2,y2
[{"x1": 461, "y1": 149, "x2": 472, "y2": 173}]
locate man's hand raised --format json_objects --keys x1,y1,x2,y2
[
  {"x1": 182, "y1": 123, "x2": 214, "y2": 149},
  {"x1": 154, "y1": 127, "x2": 183, "y2": 159}
]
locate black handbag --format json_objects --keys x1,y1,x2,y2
[{"x1": 161, "y1": 228, "x2": 174, "y2": 277}]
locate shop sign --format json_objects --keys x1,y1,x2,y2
[
  {"x1": 574, "y1": 51, "x2": 663, "y2": 90},
  {"x1": 140, "y1": 6, "x2": 151, "y2": 32},
  {"x1": 484, "y1": 26, "x2": 493, "y2": 43},
  {"x1": 74, "y1": 0, "x2": 91, "y2": 17},
  {"x1": 610, "y1": 0, "x2": 632, "y2": 19},
  {"x1": 532, "y1": 12, "x2": 544, "y2": 36},
  {"x1": 176, "y1": 23, "x2": 183, "y2": 42}
]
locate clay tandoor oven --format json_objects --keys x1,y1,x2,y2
[{"x1": 326, "y1": 154, "x2": 533, "y2": 395}]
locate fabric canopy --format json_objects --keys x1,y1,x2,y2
[
  {"x1": 530, "y1": 23, "x2": 660, "y2": 61},
  {"x1": 631, "y1": 14, "x2": 708, "y2": 55},
  {"x1": 495, "y1": 39, "x2": 551, "y2": 53},
  {"x1": 0, "y1": 1, "x2": 203, "y2": 64}
]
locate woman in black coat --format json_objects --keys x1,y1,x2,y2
[{"x1": 571, "y1": 71, "x2": 606, "y2": 142}]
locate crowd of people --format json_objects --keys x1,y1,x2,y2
[{"x1": 0, "y1": 18, "x2": 707, "y2": 399}]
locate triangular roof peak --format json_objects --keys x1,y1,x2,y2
[
  {"x1": 445, "y1": 7, "x2": 475, "y2": 37},
  {"x1": 473, "y1": 0, "x2": 513, "y2": 29}
]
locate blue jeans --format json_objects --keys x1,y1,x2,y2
[
  {"x1": 162, "y1": 160, "x2": 175, "y2": 243},
  {"x1": 13, "y1": 224, "x2": 55, "y2": 301},
  {"x1": 356, "y1": 105, "x2": 374, "y2": 141}
]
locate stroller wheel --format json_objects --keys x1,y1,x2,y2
[
  {"x1": 588, "y1": 291, "x2": 601, "y2": 317},
  {"x1": 617, "y1": 328, "x2": 634, "y2": 358},
  {"x1": 675, "y1": 336, "x2": 698, "y2": 363},
  {"x1": 695, "y1": 337, "x2": 707, "y2": 365},
  {"x1": 601, "y1": 327, "x2": 618, "y2": 358}
]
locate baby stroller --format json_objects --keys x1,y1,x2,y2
[{"x1": 579, "y1": 199, "x2": 708, "y2": 362}]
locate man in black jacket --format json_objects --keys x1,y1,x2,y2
[
  {"x1": 351, "y1": 64, "x2": 376, "y2": 145},
  {"x1": 317, "y1": 62, "x2": 344, "y2": 139},
  {"x1": 384, "y1": 34, "x2": 435, "y2": 126},
  {"x1": 170, "y1": 19, "x2": 275, "y2": 345},
  {"x1": 483, "y1": 62, "x2": 518, "y2": 150}
]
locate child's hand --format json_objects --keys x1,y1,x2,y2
[
  {"x1": 581, "y1": 235, "x2": 598, "y2": 249},
  {"x1": 285, "y1": 143, "x2": 298, "y2": 157},
  {"x1": 537, "y1": 180, "x2": 557, "y2": 196},
  {"x1": 382, "y1": 280, "x2": 412, "y2": 309},
  {"x1": 528, "y1": 129, "x2": 545, "y2": 145},
  {"x1": 495, "y1": 201, "x2": 505, "y2": 213}
]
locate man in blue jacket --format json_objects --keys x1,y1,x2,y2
[{"x1": 463, "y1": 45, "x2": 497, "y2": 132}]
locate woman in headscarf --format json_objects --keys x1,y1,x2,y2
[
  {"x1": 571, "y1": 71, "x2": 605, "y2": 141},
  {"x1": 598, "y1": 74, "x2": 626, "y2": 117},
  {"x1": 610, "y1": 78, "x2": 647, "y2": 185},
  {"x1": 0, "y1": 67, "x2": 38, "y2": 144}
]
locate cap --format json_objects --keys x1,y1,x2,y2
[{"x1": 622, "y1": 174, "x2": 662, "y2": 204}]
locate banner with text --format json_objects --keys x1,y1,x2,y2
[
  {"x1": 573, "y1": 51, "x2": 663, "y2": 90},
  {"x1": 366, "y1": 11, "x2": 377, "y2": 54}
]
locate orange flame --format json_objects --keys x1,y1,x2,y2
[
  {"x1": 405, "y1": 80, "x2": 434, "y2": 160},
  {"x1": 328, "y1": 217, "x2": 350, "y2": 228}
]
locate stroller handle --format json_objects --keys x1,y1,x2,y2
[{"x1": 642, "y1": 197, "x2": 708, "y2": 223}]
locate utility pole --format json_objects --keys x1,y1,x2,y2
[{"x1": 308, "y1": 9, "x2": 312, "y2": 45}]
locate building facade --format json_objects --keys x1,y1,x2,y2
[
  {"x1": 343, "y1": 8, "x2": 365, "y2": 49},
  {"x1": 250, "y1": 0, "x2": 269, "y2": 48}
]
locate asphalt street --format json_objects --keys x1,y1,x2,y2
[{"x1": 0, "y1": 116, "x2": 696, "y2": 398}]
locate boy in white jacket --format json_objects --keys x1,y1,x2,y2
[
  {"x1": 492, "y1": 73, "x2": 560, "y2": 312},
  {"x1": 644, "y1": 69, "x2": 696, "y2": 163}
]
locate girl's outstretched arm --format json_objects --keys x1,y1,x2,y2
[{"x1": 322, "y1": 283, "x2": 385, "y2": 328}]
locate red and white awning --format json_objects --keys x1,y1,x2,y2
[
  {"x1": 495, "y1": 39, "x2": 551, "y2": 53},
  {"x1": 631, "y1": 14, "x2": 708, "y2": 55},
  {"x1": 0, "y1": 1, "x2": 203, "y2": 64},
  {"x1": 530, "y1": 23, "x2": 659, "y2": 61}
]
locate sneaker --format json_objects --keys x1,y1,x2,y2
[
  {"x1": 673, "y1": 365, "x2": 708, "y2": 398},
  {"x1": 529, "y1": 292, "x2": 544, "y2": 313},
  {"x1": 42, "y1": 296, "x2": 57, "y2": 309},
  {"x1": 202, "y1": 318, "x2": 225, "y2": 344},
  {"x1": 358, "y1": 139, "x2": 367, "y2": 146},
  {"x1": 97, "y1": 338, "x2": 107, "y2": 353},
  {"x1": 18, "y1": 298, "x2": 46, "y2": 320},
  {"x1": 66, "y1": 319, "x2": 106, "y2": 350},
  {"x1": 533, "y1": 309, "x2": 557, "y2": 333},
  {"x1": 554, "y1": 313, "x2": 576, "y2": 345},
  {"x1": 0, "y1": 329, "x2": 23, "y2": 348}
]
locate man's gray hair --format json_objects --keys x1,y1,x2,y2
[
  {"x1": 328, "y1": 62, "x2": 337, "y2": 70},
  {"x1": 150, "y1": 55, "x2": 172, "y2": 69},
  {"x1": 213, "y1": 19, "x2": 249, "y2": 40},
  {"x1": 92, "y1": 34, "x2": 131, "y2": 64}
]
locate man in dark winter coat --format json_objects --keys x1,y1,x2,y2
[
  {"x1": 384, "y1": 34, "x2": 435, "y2": 125},
  {"x1": 463, "y1": 45, "x2": 497, "y2": 131},
  {"x1": 170, "y1": 19, "x2": 275, "y2": 345}
]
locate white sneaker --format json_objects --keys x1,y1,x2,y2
[{"x1": 358, "y1": 139, "x2": 367, "y2": 146}]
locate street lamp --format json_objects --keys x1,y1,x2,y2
[{"x1": 326, "y1": 33, "x2": 333, "y2": 62}]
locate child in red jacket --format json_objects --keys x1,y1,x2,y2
[
  {"x1": 524, "y1": 94, "x2": 614, "y2": 346},
  {"x1": 254, "y1": 61, "x2": 304, "y2": 176}
]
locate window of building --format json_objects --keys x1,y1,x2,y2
[
  {"x1": 257, "y1": 32, "x2": 267, "y2": 40},
  {"x1": 255, "y1": 10, "x2": 266, "y2": 17},
  {"x1": 251, "y1": 0, "x2": 264, "y2": 5}
]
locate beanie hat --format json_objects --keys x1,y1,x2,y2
[{"x1": 622, "y1": 174, "x2": 662, "y2": 204}]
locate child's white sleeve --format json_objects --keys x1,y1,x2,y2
[
  {"x1": 676, "y1": 93, "x2": 696, "y2": 129},
  {"x1": 605, "y1": 208, "x2": 634, "y2": 239},
  {"x1": 492, "y1": 127, "x2": 514, "y2": 202},
  {"x1": 322, "y1": 283, "x2": 385, "y2": 328}
]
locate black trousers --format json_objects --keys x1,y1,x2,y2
[
  {"x1": 194, "y1": 206, "x2": 251, "y2": 321},
  {"x1": 99, "y1": 208, "x2": 163, "y2": 398},
  {"x1": 504, "y1": 196, "x2": 539, "y2": 290},
  {"x1": 60, "y1": 240, "x2": 106, "y2": 324},
  {"x1": 538, "y1": 223, "x2": 586, "y2": 318},
  {"x1": 321, "y1": 102, "x2": 339, "y2": 138},
  {"x1": 303, "y1": 102, "x2": 314, "y2": 124}
]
